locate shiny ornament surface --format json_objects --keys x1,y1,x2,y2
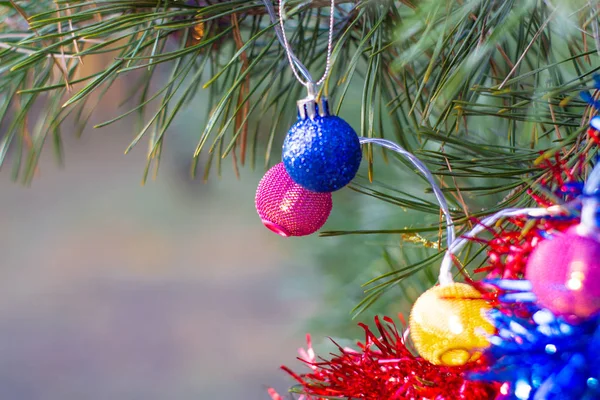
[
  {"x1": 409, "y1": 283, "x2": 494, "y2": 366},
  {"x1": 255, "y1": 163, "x2": 332, "y2": 237},
  {"x1": 526, "y1": 227, "x2": 600, "y2": 319},
  {"x1": 282, "y1": 100, "x2": 361, "y2": 193}
]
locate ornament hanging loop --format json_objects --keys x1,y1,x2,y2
[{"x1": 274, "y1": 0, "x2": 336, "y2": 88}]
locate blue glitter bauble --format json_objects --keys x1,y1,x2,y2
[{"x1": 282, "y1": 103, "x2": 361, "y2": 193}]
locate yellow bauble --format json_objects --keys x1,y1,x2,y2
[{"x1": 409, "y1": 282, "x2": 494, "y2": 366}]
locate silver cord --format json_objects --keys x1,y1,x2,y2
[
  {"x1": 359, "y1": 138, "x2": 456, "y2": 252},
  {"x1": 277, "y1": 0, "x2": 336, "y2": 92},
  {"x1": 437, "y1": 207, "x2": 565, "y2": 286},
  {"x1": 438, "y1": 162, "x2": 600, "y2": 285},
  {"x1": 262, "y1": 0, "x2": 313, "y2": 84}
]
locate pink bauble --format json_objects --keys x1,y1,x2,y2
[
  {"x1": 255, "y1": 163, "x2": 332, "y2": 237},
  {"x1": 525, "y1": 227, "x2": 600, "y2": 318}
]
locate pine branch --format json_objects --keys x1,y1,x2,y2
[{"x1": 1, "y1": 0, "x2": 600, "y2": 317}]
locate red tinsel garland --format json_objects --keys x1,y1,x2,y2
[{"x1": 269, "y1": 316, "x2": 499, "y2": 400}]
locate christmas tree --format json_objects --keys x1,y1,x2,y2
[{"x1": 2, "y1": 1, "x2": 600, "y2": 399}]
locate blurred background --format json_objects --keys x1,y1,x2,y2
[
  {"x1": 0, "y1": 55, "x2": 336, "y2": 399},
  {"x1": 0, "y1": 27, "x2": 443, "y2": 400},
  {"x1": 1, "y1": 1, "x2": 597, "y2": 399}
]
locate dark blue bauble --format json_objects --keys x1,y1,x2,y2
[{"x1": 282, "y1": 104, "x2": 362, "y2": 193}]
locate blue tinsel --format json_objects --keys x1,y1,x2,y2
[{"x1": 471, "y1": 281, "x2": 600, "y2": 400}]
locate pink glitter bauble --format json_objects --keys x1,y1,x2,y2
[
  {"x1": 525, "y1": 227, "x2": 600, "y2": 318},
  {"x1": 255, "y1": 163, "x2": 332, "y2": 237}
]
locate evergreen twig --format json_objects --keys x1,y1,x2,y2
[{"x1": 1, "y1": 0, "x2": 599, "y2": 316}]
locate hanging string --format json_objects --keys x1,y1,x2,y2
[
  {"x1": 360, "y1": 138, "x2": 456, "y2": 255},
  {"x1": 436, "y1": 207, "x2": 567, "y2": 286},
  {"x1": 263, "y1": 0, "x2": 336, "y2": 95},
  {"x1": 278, "y1": 0, "x2": 335, "y2": 88},
  {"x1": 262, "y1": 0, "x2": 313, "y2": 84}
]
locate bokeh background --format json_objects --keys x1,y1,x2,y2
[
  {"x1": 0, "y1": 54, "x2": 334, "y2": 398},
  {"x1": 2, "y1": 2, "x2": 598, "y2": 399},
  {"x1": 0, "y1": 37, "x2": 439, "y2": 400}
]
